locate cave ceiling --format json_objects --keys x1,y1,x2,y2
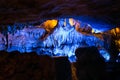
[{"x1": 0, "y1": 0, "x2": 120, "y2": 29}]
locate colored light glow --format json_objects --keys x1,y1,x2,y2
[
  {"x1": 115, "y1": 40, "x2": 120, "y2": 52},
  {"x1": 115, "y1": 27, "x2": 120, "y2": 34},
  {"x1": 0, "y1": 18, "x2": 111, "y2": 62},
  {"x1": 92, "y1": 28, "x2": 103, "y2": 33},
  {"x1": 41, "y1": 19, "x2": 58, "y2": 32},
  {"x1": 92, "y1": 29, "x2": 95, "y2": 33},
  {"x1": 99, "y1": 49, "x2": 110, "y2": 61},
  {"x1": 77, "y1": 16, "x2": 114, "y2": 32},
  {"x1": 69, "y1": 18, "x2": 75, "y2": 26}
]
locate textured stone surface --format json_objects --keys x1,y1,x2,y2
[
  {"x1": 0, "y1": 19, "x2": 111, "y2": 62},
  {"x1": 0, "y1": 0, "x2": 120, "y2": 27}
]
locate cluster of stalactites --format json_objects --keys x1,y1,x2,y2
[
  {"x1": 110, "y1": 27, "x2": 120, "y2": 37},
  {"x1": 110, "y1": 27, "x2": 120, "y2": 52}
]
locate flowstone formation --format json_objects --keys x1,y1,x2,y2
[{"x1": 0, "y1": 18, "x2": 110, "y2": 62}]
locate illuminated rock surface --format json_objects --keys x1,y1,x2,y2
[{"x1": 0, "y1": 18, "x2": 111, "y2": 62}]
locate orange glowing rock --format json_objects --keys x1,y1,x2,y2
[
  {"x1": 115, "y1": 27, "x2": 120, "y2": 34},
  {"x1": 68, "y1": 18, "x2": 81, "y2": 32},
  {"x1": 42, "y1": 19, "x2": 58, "y2": 32},
  {"x1": 69, "y1": 18, "x2": 75, "y2": 26},
  {"x1": 69, "y1": 18, "x2": 81, "y2": 29},
  {"x1": 92, "y1": 29, "x2": 95, "y2": 33},
  {"x1": 110, "y1": 27, "x2": 120, "y2": 36}
]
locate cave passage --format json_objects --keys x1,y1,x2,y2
[{"x1": 0, "y1": 18, "x2": 112, "y2": 62}]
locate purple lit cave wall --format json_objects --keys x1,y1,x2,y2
[{"x1": 0, "y1": 18, "x2": 110, "y2": 62}]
